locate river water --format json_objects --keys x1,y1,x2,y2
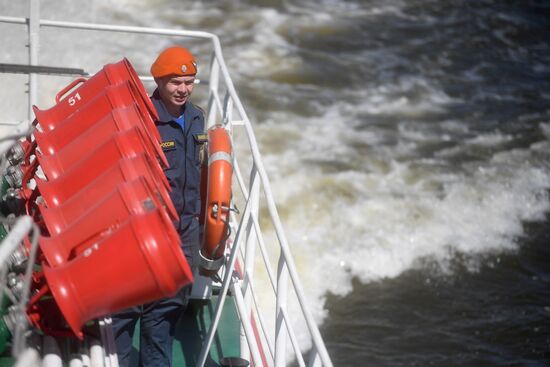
[{"x1": 1, "y1": 0, "x2": 550, "y2": 365}]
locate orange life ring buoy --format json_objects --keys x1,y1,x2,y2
[{"x1": 199, "y1": 125, "x2": 233, "y2": 276}]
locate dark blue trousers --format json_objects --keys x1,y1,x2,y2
[
  {"x1": 112, "y1": 220, "x2": 199, "y2": 367},
  {"x1": 111, "y1": 291, "x2": 189, "y2": 367}
]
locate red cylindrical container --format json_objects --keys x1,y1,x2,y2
[
  {"x1": 37, "y1": 154, "x2": 175, "y2": 218},
  {"x1": 40, "y1": 176, "x2": 158, "y2": 236},
  {"x1": 38, "y1": 127, "x2": 151, "y2": 181},
  {"x1": 39, "y1": 177, "x2": 173, "y2": 267},
  {"x1": 33, "y1": 59, "x2": 157, "y2": 132},
  {"x1": 36, "y1": 112, "x2": 167, "y2": 172},
  {"x1": 36, "y1": 153, "x2": 170, "y2": 208},
  {"x1": 33, "y1": 80, "x2": 159, "y2": 144},
  {"x1": 42, "y1": 208, "x2": 193, "y2": 339},
  {"x1": 34, "y1": 104, "x2": 162, "y2": 164}
]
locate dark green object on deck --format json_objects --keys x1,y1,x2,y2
[
  {"x1": 0, "y1": 177, "x2": 9, "y2": 196},
  {"x1": 0, "y1": 225, "x2": 7, "y2": 242},
  {"x1": 0, "y1": 293, "x2": 14, "y2": 356},
  {"x1": 0, "y1": 317, "x2": 11, "y2": 356},
  {"x1": 0, "y1": 177, "x2": 10, "y2": 241},
  {"x1": 0, "y1": 177, "x2": 12, "y2": 363}
]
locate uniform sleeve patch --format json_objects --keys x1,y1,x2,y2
[
  {"x1": 160, "y1": 140, "x2": 176, "y2": 151},
  {"x1": 193, "y1": 133, "x2": 208, "y2": 144}
]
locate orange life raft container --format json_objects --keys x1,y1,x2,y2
[{"x1": 199, "y1": 125, "x2": 233, "y2": 276}]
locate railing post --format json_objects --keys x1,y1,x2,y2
[
  {"x1": 222, "y1": 91, "x2": 233, "y2": 128},
  {"x1": 206, "y1": 52, "x2": 219, "y2": 128},
  {"x1": 307, "y1": 346, "x2": 321, "y2": 367},
  {"x1": 28, "y1": 0, "x2": 40, "y2": 122},
  {"x1": 233, "y1": 279, "x2": 265, "y2": 367},
  {"x1": 275, "y1": 255, "x2": 289, "y2": 367},
  {"x1": 240, "y1": 165, "x2": 260, "y2": 362}
]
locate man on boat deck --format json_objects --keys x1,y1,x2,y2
[{"x1": 112, "y1": 46, "x2": 205, "y2": 367}]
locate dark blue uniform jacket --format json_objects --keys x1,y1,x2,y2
[{"x1": 151, "y1": 90, "x2": 205, "y2": 264}]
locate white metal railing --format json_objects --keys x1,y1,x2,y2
[
  {"x1": 0, "y1": 1, "x2": 333, "y2": 366},
  {"x1": 0, "y1": 216, "x2": 38, "y2": 356}
]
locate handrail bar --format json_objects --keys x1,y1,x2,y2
[
  {"x1": 0, "y1": 16, "x2": 216, "y2": 40},
  {"x1": 0, "y1": 63, "x2": 87, "y2": 76},
  {"x1": 247, "y1": 277, "x2": 275, "y2": 359},
  {"x1": 0, "y1": 16, "x2": 26, "y2": 25}
]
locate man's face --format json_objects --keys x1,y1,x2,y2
[{"x1": 156, "y1": 74, "x2": 195, "y2": 113}]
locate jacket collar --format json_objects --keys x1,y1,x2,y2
[{"x1": 151, "y1": 89, "x2": 200, "y2": 130}]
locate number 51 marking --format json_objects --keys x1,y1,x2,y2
[{"x1": 68, "y1": 92, "x2": 81, "y2": 106}]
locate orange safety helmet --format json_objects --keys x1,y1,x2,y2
[{"x1": 150, "y1": 46, "x2": 197, "y2": 78}]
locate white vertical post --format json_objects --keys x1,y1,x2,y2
[
  {"x1": 28, "y1": 0, "x2": 40, "y2": 121},
  {"x1": 307, "y1": 346, "x2": 321, "y2": 367},
  {"x1": 232, "y1": 280, "x2": 264, "y2": 367},
  {"x1": 98, "y1": 317, "x2": 119, "y2": 367},
  {"x1": 69, "y1": 355, "x2": 84, "y2": 367},
  {"x1": 222, "y1": 91, "x2": 233, "y2": 128},
  {"x1": 206, "y1": 52, "x2": 219, "y2": 128},
  {"x1": 240, "y1": 166, "x2": 260, "y2": 361},
  {"x1": 42, "y1": 336, "x2": 63, "y2": 367},
  {"x1": 274, "y1": 255, "x2": 289, "y2": 367},
  {"x1": 0, "y1": 216, "x2": 32, "y2": 267},
  {"x1": 89, "y1": 338, "x2": 104, "y2": 367},
  {"x1": 13, "y1": 348, "x2": 40, "y2": 367}
]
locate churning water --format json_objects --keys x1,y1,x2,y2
[{"x1": 1, "y1": 0, "x2": 550, "y2": 365}]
